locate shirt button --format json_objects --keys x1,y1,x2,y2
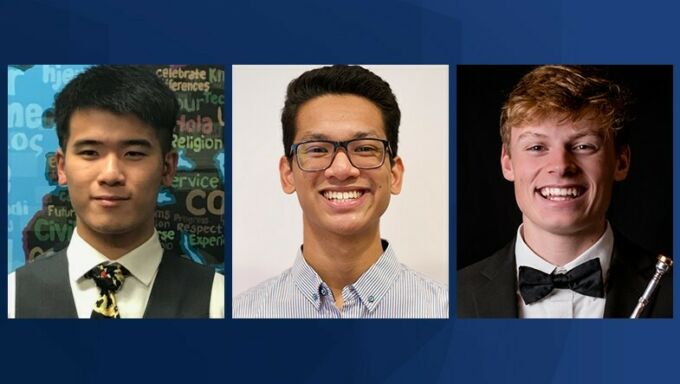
[
  {"x1": 320, "y1": 287, "x2": 328, "y2": 296},
  {"x1": 312, "y1": 293, "x2": 319, "y2": 301},
  {"x1": 368, "y1": 295, "x2": 375, "y2": 303}
]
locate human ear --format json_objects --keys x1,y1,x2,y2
[
  {"x1": 389, "y1": 156, "x2": 404, "y2": 195},
  {"x1": 56, "y1": 149, "x2": 68, "y2": 185},
  {"x1": 279, "y1": 156, "x2": 296, "y2": 194},
  {"x1": 614, "y1": 145, "x2": 631, "y2": 181},
  {"x1": 500, "y1": 145, "x2": 515, "y2": 182},
  {"x1": 161, "y1": 151, "x2": 178, "y2": 186}
]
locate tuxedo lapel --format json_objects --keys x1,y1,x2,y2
[
  {"x1": 461, "y1": 231, "x2": 671, "y2": 318},
  {"x1": 472, "y1": 240, "x2": 519, "y2": 318},
  {"x1": 604, "y1": 234, "x2": 657, "y2": 318}
]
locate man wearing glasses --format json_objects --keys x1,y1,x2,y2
[{"x1": 233, "y1": 65, "x2": 448, "y2": 318}]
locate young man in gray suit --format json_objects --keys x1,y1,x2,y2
[{"x1": 9, "y1": 65, "x2": 224, "y2": 318}]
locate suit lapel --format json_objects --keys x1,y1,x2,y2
[
  {"x1": 468, "y1": 232, "x2": 666, "y2": 318},
  {"x1": 473, "y1": 240, "x2": 519, "y2": 318},
  {"x1": 604, "y1": 235, "x2": 652, "y2": 318}
]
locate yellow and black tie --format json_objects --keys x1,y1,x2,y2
[{"x1": 85, "y1": 263, "x2": 130, "y2": 319}]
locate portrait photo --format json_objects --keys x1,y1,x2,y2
[
  {"x1": 232, "y1": 65, "x2": 449, "y2": 318},
  {"x1": 456, "y1": 65, "x2": 672, "y2": 318},
  {"x1": 7, "y1": 64, "x2": 225, "y2": 318}
]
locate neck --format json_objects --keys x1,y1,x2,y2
[
  {"x1": 302, "y1": 223, "x2": 384, "y2": 308},
  {"x1": 521, "y1": 220, "x2": 607, "y2": 267},
  {"x1": 75, "y1": 221, "x2": 155, "y2": 260}
]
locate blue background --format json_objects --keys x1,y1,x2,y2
[{"x1": 1, "y1": 0, "x2": 677, "y2": 383}]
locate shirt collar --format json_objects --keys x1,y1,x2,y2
[
  {"x1": 292, "y1": 240, "x2": 402, "y2": 312},
  {"x1": 514, "y1": 222, "x2": 614, "y2": 282},
  {"x1": 67, "y1": 227, "x2": 164, "y2": 287},
  {"x1": 291, "y1": 248, "x2": 325, "y2": 310}
]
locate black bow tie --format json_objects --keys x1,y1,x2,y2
[{"x1": 518, "y1": 258, "x2": 604, "y2": 305}]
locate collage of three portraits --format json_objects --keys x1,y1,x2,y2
[{"x1": 7, "y1": 64, "x2": 672, "y2": 319}]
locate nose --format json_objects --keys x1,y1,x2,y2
[
  {"x1": 324, "y1": 149, "x2": 360, "y2": 180},
  {"x1": 97, "y1": 154, "x2": 126, "y2": 186},
  {"x1": 548, "y1": 147, "x2": 579, "y2": 176}
]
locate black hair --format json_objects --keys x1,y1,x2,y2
[
  {"x1": 281, "y1": 65, "x2": 401, "y2": 161},
  {"x1": 55, "y1": 65, "x2": 179, "y2": 153}
]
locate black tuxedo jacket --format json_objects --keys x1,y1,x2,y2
[{"x1": 457, "y1": 233, "x2": 672, "y2": 318}]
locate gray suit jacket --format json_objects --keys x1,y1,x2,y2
[
  {"x1": 15, "y1": 249, "x2": 216, "y2": 318},
  {"x1": 457, "y1": 233, "x2": 672, "y2": 318}
]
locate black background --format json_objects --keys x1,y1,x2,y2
[{"x1": 457, "y1": 65, "x2": 673, "y2": 269}]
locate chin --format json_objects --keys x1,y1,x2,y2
[
  {"x1": 94, "y1": 227, "x2": 134, "y2": 236},
  {"x1": 535, "y1": 220, "x2": 595, "y2": 236},
  {"x1": 88, "y1": 221, "x2": 138, "y2": 235},
  {"x1": 317, "y1": 217, "x2": 374, "y2": 237},
  {"x1": 327, "y1": 224, "x2": 366, "y2": 237}
]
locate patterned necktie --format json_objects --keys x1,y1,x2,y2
[
  {"x1": 85, "y1": 263, "x2": 130, "y2": 319},
  {"x1": 518, "y1": 258, "x2": 604, "y2": 305}
]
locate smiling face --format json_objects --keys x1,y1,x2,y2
[
  {"x1": 279, "y1": 94, "x2": 404, "y2": 239},
  {"x1": 500, "y1": 115, "x2": 630, "y2": 239},
  {"x1": 56, "y1": 109, "x2": 177, "y2": 249}
]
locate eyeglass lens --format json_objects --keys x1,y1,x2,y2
[{"x1": 296, "y1": 139, "x2": 386, "y2": 171}]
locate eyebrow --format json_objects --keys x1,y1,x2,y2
[
  {"x1": 297, "y1": 131, "x2": 380, "y2": 142},
  {"x1": 515, "y1": 131, "x2": 547, "y2": 142},
  {"x1": 515, "y1": 130, "x2": 603, "y2": 142},
  {"x1": 71, "y1": 139, "x2": 154, "y2": 149},
  {"x1": 570, "y1": 131, "x2": 604, "y2": 140},
  {"x1": 121, "y1": 139, "x2": 154, "y2": 148}
]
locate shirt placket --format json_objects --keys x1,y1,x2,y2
[
  {"x1": 338, "y1": 286, "x2": 363, "y2": 318},
  {"x1": 317, "y1": 283, "x2": 341, "y2": 318}
]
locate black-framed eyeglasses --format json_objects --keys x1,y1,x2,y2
[{"x1": 289, "y1": 138, "x2": 392, "y2": 172}]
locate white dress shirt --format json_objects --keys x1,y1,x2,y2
[
  {"x1": 515, "y1": 223, "x2": 613, "y2": 318},
  {"x1": 8, "y1": 227, "x2": 224, "y2": 319}
]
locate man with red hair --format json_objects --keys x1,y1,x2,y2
[{"x1": 458, "y1": 66, "x2": 672, "y2": 318}]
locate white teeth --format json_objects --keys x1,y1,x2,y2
[
  {"x1": 539, "y1": 187, "x2": 582, "y2": 200},
  {"x1": 323, "y1": 190, "x2": 363, "y2": 201}
]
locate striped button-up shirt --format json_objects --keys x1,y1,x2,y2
[{"x1": 233, "y1": 241, "x2": 448, "y2": 318}]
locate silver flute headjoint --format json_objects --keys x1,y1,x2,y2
[{"x1": 630, "y1": 255, "x2": 673, "y2": 318}]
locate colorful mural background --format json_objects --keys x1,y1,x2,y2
[{"x1": 7, "y1": 64, "x2": 225, "y2": 273}]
